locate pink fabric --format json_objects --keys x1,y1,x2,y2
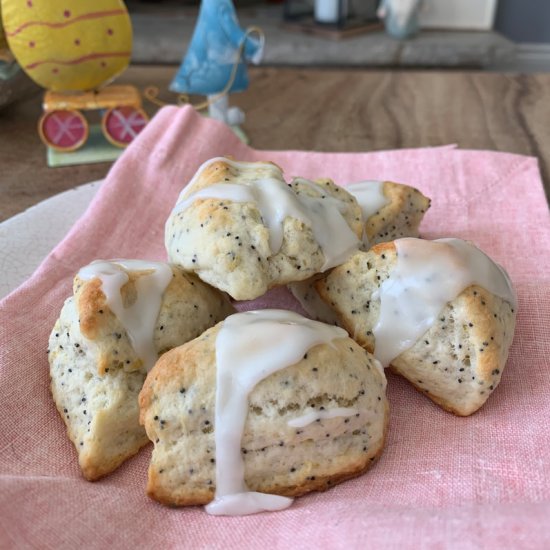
[{"x1": 1, "y1": 105, "x2": 549, "y2": 549}]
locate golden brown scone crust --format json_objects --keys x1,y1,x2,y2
[
  {"x1": 165, "y1": 159, "x2": 363, "y2": 300},
  {"x1": 72, "y1": 267, "x2": 234, "y2": 375},
  {"x1": 366, "y1": 182, "x2": 431, "y2": 245},
  {"x1": 139, "y1": 323, "x2": 389, "y2": 506},
  {"x1": 315, "y1": 243, "x2": 516, "y2": 416},
  {"x1": 184, "y1": 158, "x2": 282, "y2": 193},
  {"x1": 49, "y1": 265, "x2": 235, "y2": 480},
  {"x1": 288, "y1": 181, "x2": 430, "y2": 324}
]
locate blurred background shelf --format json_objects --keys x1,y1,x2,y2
[{"x1": 129, "y1": 4, "x2": 516, "y2": 69}]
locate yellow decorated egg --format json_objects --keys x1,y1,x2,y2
[{"x1": 1, "y1": 0, "x2": 132, "y2": 91}]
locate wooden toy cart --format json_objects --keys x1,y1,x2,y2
[{"x1": 38, "y1": 85, "x2": 149, "y2": 152}]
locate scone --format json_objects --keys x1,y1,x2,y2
[
  {"x1": 139, "y1": 310, "x2": 388, "y2": 515},
  {"x1": 315, "y1": 239, "x2": 517, "y2": 416},
  {"x1": 345, "y1": 180, "x2": 431, "y2": 247},
  {"x1": 289, "y1": 180, "x2": 431, "y2": 321},
  {"x1": 164, "y1": 157, "x2": 363, "y2": 300},
  {"x1": 48, "y1": 259, "x2": 235, "y2": 480}
]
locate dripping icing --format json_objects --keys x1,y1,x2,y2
[
  {"x1": 177, "y1": 157, "x2": 282, "y2": 203},
  {"x1": 78, "y1": 259, "x2": 172, "y2": 371},
  {"x1": 373, "y1": 238, "x2": 517, "y2": 367},
  {"x1": 346, "y1": 181, "x2": 389, "y2": 247},
  {"x1": 292, "y1": 177, "x2": 361, "y2": 269},
  {"x1": 346, "y1": 181, "x2": 389, "y2": 223},
  {"x1": 206, "y1": 309, "x2": 348, "y2": 516},
  {"x1": 169, "y1": 158, "x2": 360, "y2": 271},
  {"x1": 289, "y1": 181, "x2": 390, "y2": 314}
]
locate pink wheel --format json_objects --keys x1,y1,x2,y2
[
  {"x1": 102, "y1": 106, "x2": 148, "y2": 148},
  {"x1": 38, "y1": 110, "x2": 88, "y2": 151}
]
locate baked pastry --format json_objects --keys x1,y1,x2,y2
[
  {"x1": 344, "y1": 180, "x2": 431, "y2": 247},
  {"x1": 164, "y1": 157, "x2": 363, "y2": 300},
  {"x1": 315, "y1": 239, "x2": 517, "y2": 416},
  {"x1": 289, "y1": 180, "x2": 431, "y2": 321},
  {"x1": 139, "y1": 310, "x2": 388, "y2": 514},
  {"x1": 48, "y1": 259, "x2": 234, "y2": 480}
]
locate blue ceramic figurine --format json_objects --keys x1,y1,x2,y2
[{"x1": 170, "y1": 0, "x2": 263, "y2": 124}]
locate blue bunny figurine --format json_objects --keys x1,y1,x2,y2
[{"x1": 170, "y1": 0, "x2": 262, "y2": 96}]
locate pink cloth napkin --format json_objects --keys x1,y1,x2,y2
[{"x1": 1, "y1": 106, "x2": 549, "y2": 549}]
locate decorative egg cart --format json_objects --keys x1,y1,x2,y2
[
  {"x1": 39, "y1": 85, "x2": 148, "y2": 152},
  {"x1": 1, "y1": 0, "x2": 148, "y2": 156}
]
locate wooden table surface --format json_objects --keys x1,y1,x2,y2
[{"x1": 1, "y1": 66, "x2": 549, "y2": 222}]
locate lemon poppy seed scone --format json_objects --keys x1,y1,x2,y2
[
  {"x1": 165, "y1": 158, "x2": 363, "y2": 300},
  {"x1": 315, "y1": 239, "x2": 517, "y2": 416},
  {"x1": 289, "y1": 180, "x2": 431, "y2": 322},
  {"x1": 344, "y1": 180, "x2": 431, "y2": 247},
  {"x1": 139, "y1": 310, "x2": 388, "y2": 515},
  {"x1": 48, "y1": 260, "x2": 234, "y2": 481}
]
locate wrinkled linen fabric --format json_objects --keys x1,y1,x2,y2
[{"x1": 1, "y1": 106, "x2": 549, "y2": 550}]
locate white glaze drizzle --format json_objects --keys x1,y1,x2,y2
[
  {"x1": 175, "y1": 183, "x2": 254, "y2": 212},
  {"x1": 346, "y1": 181, "x2": 389, "y2": 222},
  {"x1": 176, "y1": 157, "x2": 281, "y2": 202},
  {"x1": 373, "y1": 238, "x2": 517, "y2": 367},
  {"x1": 292, "y1": 178, "x2": 361, "y2": 270},
  {"x1": 78, "y1": 259, "x2": 173, "y2": 371},
  {"x1": 206, "y1": 309, "x2": 348, "y2": 516},
  {"x1": 290, "y1": 181, "x2": 389, "y2": 305},
  {"x1": 346, "y1": 181, "x2": 390, "y2": 247},
  {"x1": 287, "y1": 407, "x2": 359, "y2": 428},
  {"x1": 171, "y1": 158, "x2": 360, "y2": 271}
]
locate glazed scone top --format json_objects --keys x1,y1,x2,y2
[
  {"x1": 346, "y1": 181, "x2": 389, "y2": 245},
  {"x1": 176, "y1": 157, "x2": 283, "y2": 201},
  {"x1": 373, "y1": 238, "x2": 517, "y2": 367},
  {"x1": 78, "y1": 260, "x2": 173, "y2": 371},
  {"x1": 170, "y1": 157, "x2": 361, "y2": 271},
  {"x1": 207, "y1": 309, "x2": 352, "y2": 516},
  {"x1": 289, "y1": 180, "x2": 431, "y2": 323},
  {"x1": 346, "y1": 181, "x2": 389, "y2": 222},
  {"x1": 140, "y1": 309, "x2": 388, "y2": 509}
]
